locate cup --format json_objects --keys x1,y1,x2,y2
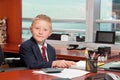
[{"x1": 86, "y1": 59, "x2": 98, "y2": 73}]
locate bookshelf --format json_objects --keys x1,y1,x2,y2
[{"x1": 0, "y1": 0, "x2": 22, "y2": 53}]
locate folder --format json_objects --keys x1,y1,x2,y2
[{"x1": 99, "y1": 61, "x2": 120, "y2": 71}]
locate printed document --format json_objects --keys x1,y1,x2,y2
[
  {"x1": 33, "y1": 68, "x2": 89, "y2": 79},
  {"x1": 70, "y1": 60, "x2": 86, "y2": 70}
]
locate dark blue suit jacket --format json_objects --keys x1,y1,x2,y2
[{"x1": 19, "y1": 37, "x2": 56, "y2": 69}]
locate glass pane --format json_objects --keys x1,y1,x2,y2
[
  {"x1": 101, "y1": 0, "x2": 120, "y2": 20},
  {"x1": 100, "y1": 23, "x2": 117, "y2": 31},
  {"x1": 22, "y1": 20, "x2": 32, "y2": 39},
  {"x1": 100, "y1": 0, "x2": 120, "y2": 43},
  {"x1": 52, "y1": 22, "x2": 85, "y2": 30},
  {"x1": 22, "y1": 19, "x2": 86, "y2": 42},
  {"x1": 22, "y1": 0, "x2": 86, "y2": 19},
  {"x1": 100, "y1": 0, "x2": 113, "y2": 19},
  {"x1": 22, "y1": 0, "x2": 86, "y2": 40},
  {"x1": 112, "y1": 0, "x2": 120, "y2": 19},
  {"x1": 22, "y1": 30, "x2": 31, "y2": 39}
]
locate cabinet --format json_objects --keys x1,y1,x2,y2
[{"x1": 0, "y1": 0, "x2": 22, "y2": 53}]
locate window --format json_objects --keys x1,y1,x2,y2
[
  {"x1": 96, "y1": 0, "x2": 120, "y2": 43},
  {"x1": 22, "y1": 0, "x2": 86, "y2": 42},
  {"x1": 100, "y1": 0, "x2": 119, "y2": 31},
  {"x1": 22, "y1": 0, "x2": 120, "y2": 45}
]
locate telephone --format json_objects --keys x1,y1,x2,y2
[
  {"x1": 85, "y1": 73, "x2": 120, "y2": 80},
  {"x1": 67, "y1": 44, "x2": 79, "y2": 50},
  {"x1": 67, "y1": 44, "x2": 86, "y2": 50}
]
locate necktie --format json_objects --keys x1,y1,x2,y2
[{"x1": 41, "y1": 46, "x2": 47, "y2": 62}]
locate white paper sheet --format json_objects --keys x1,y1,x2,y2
[
  {"x1": 32, "y1": 68, "x2": 89, "y2": 79},
  {"x1": 70, "y1": 60, "x2": 86, "y2": 70}
]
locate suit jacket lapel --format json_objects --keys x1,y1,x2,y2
[
  {"x1": 31, "y1": 41, "x2": 43, "y2": 61},
  {"x1": 47, "y1": 45, "x2": 54, "y2": 61}
]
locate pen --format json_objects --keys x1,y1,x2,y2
[
  {"x1": 88, "y1": 53, "x2": 91, "y2": 59},
  {"x1": 91, "y1": 52, "x2": 96, "y2": 59},
  {"x1": 94, "y1": 54, "x2": 100, "y2": 60},
  {"x1": 85, "y1": 48, "x2": 89, "y2": 58}
]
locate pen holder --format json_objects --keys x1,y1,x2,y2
[{"x1": 86, "y1": 59, "x2": 98, "y2": 73}]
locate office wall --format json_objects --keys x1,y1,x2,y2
[{"x1": 0, "y1": 0, "x2": 22, "y2": 53}]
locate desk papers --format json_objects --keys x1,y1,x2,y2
[
  {"x1": 33, "y1": 68, "x2": 89, "y2": 79},
  {"x1": 70, "y1": 60, "x2": 86, "y2": 70}
]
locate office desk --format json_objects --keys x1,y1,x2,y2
[
  {"x1": 53, "y1": 45, "x2": 86, "y2": 61},
  {"x1": 0, "y1": 69, "x2": 120, "y2": 80},
  {"x1": 54, "y1": 45, "x2": 120, "y2": 61},
  {"x1": 1, "y1": 45, "x2": 120, "y2": 80},
  {"x1": 56, "y1": 48, "x2": 86, "y2": 61}
]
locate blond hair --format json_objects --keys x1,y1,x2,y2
[{"x1": 31, "y1": 14, "x2": 52, "y2": 28}]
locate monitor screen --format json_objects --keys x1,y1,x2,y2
[{"x1": 95, "y1": 31, "x2": 115, "y2": 44}]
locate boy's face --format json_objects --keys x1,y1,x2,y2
[{"x1": 30, "y1": 20, "x2": 52, "y2": 44}]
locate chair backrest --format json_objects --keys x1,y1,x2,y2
[{"x1": 0, "y1": 46, "x2": 4, "y2": 66}]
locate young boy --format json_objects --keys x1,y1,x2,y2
[{"x1": 19, "y1": 14, "x2": 76, "y2": 69}]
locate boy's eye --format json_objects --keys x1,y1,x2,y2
[
  {"x1": 44, "y1": 28, "x2": 48, "y2": 31},
  {"x1": 34, "y1": 27, "x2": 48, "y2": 31},
  {"x1": 35, "y1": 27, "x2": 39, "y2": 29},
  {"x1": 34, "y1": 27, "x2": 40, "y2": 30}
]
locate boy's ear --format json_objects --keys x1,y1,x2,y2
[
  {"x1": 49, "y1": 32, "x2": 52, "y2": 37},
  {"x1": 30, "y1": 26, "x2": 32, "y2": 32}
]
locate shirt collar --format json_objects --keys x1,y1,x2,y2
[{"x1": 38, "y1": 42, "x2": 47, "y2": 49}]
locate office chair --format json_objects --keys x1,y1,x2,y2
[
  {"x1": 0, "y1": 46, "x2": 5, "y2": 72},
  {"x1": 0, "y1": 46, "x2": 4, "y2": 65},
  {"x1": 0, "y1": 46, "x2": 27, "y2": 72}
]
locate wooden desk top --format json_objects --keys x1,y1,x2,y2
[
  {"x1": 53, "y1": 45, "x2": 86, "y2": 61},
  {"x1": 1, "y1": 45, "x2": 120, "y2": 80},
  {"x1": 0, "y1": 69, "x2": 120, "y2": 80},
  {"x1": 54, "y1": 45, "x2": 120, "y2": 61},
  {"x1": 56, "y1": 48, "x2": 86, "y2": 61}
]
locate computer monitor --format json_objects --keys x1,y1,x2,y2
[{"x1": 95, "y1": 31, "x2": 115, "y2": 44}]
